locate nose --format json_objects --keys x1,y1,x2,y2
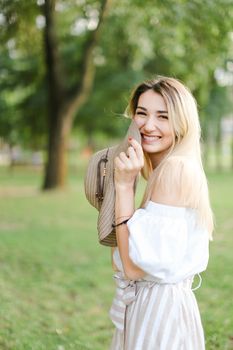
[{"x1": 143, "y1": 115, "x2": 157, "y2": 132}]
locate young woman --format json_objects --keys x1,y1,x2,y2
[{"x1": 109, "y1": 76, "x2": 214, "y2": 350}]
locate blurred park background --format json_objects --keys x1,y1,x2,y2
[{"x1": 0, "y1": 0, "x2": 233, "y2": 349}]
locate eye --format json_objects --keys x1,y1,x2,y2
[
  {"x1": 158, "y1": 114, "x2": 168, "y2": 119},
  {"x1": 136, "y1": 111, "x2": 147, "y2": 117}
]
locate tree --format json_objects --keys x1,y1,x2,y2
[
  {"x1": 42, "y1": 0, "x2": 111, "y2": 189},
  {"x1": 0, "y1": 0, "x2": 233, "y2": 183}
]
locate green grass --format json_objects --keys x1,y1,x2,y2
[{"x1": 0, "y1": 166, "x2": 233, "y2": 350}]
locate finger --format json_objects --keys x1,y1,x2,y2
[
  {"x1": 127, "y1": 146, "x2": 138, "y2": 163},
  {"x1": 128, "y1": 138, "x2": 144, "y2": 163},
  {"x1": 119, "y1": 152, "x2": 132, "y2": 166},
  {"x1": 127, "y1": 146, "x2": 144, "y2": 170}
]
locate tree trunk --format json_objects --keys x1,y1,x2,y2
[
  {"x1": 42, "y1": 0, "x2": 110, "y2": 190},
  {"x1": 42, "y1": 0, "x2": 66, "y2": 189},
  {"x1": 43, "y1": 116, "x2": 70, "y2": 188}
]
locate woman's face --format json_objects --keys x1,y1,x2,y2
[{"x1": 133, "y1": 89, "x2": 173, "y2": 167}]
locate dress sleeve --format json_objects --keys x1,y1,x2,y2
[{"x1": 127, "y1": 203, "x2": 209, "y2": 282}]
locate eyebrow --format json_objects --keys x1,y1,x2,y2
[{"x1": 136, "y1": 106, "x2": 168, "y2": 114}]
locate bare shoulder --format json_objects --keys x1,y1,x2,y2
[{"x1": 151, "y1": 156, "x2": 202, "y2": 207}]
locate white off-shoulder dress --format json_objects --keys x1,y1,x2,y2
[{"x1": 109, "y1": 201, "x2": 209, "y2": 350}]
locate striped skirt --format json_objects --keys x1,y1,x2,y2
[{"x1": 109, "y1": 272, "x2": 205, "y2": 350}]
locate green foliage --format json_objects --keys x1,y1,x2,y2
[
  {"x1": 78, "y1": 0, "x2": 233, "y2": 136},
  {"x1": 0, "y1": 0, "x2": 232, "y2": 145},
  {"x1": 0, "y1": 0, "x2": 46, "y2": 147}
]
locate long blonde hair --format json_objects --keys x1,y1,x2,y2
[{"x1": 126, "y1": 76, "x2": 214, "y2": 239}]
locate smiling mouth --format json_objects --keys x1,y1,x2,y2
[{"x1": 141, "y1": 134, "x2": 162, "y2": 142}]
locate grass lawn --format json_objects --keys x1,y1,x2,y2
[{"x1": 0, "y1": 165, "x2": 233, "y2": 350}]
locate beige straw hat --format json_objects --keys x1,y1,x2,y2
[{"x1": 84, "y1": 119, "x2": 141, "y2": 247}]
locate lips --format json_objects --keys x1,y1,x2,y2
[{"x1": 141, "y1": 133, "x2": 161, "y2": 142}]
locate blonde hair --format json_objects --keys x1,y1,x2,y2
[{"x1": 126, "y1": 76, "x2": 214, "y2": 239}]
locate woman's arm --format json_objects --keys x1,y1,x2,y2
[
  {"x1": 113, "y1": 138, "x2": 146, "y2": 280},
  {"x1": 111, "y1": 247, "x2": 120, "y2": 272},
  {"x1": 115, "y1": 185, "x2": 146, "y2": 280}
]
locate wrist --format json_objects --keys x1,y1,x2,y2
[{"x1": 115, "y1": 183, "x2": 134, "y2": 192}]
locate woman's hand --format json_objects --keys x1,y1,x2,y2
[{"x1": 114, "y1": 137, "x2": 144, "y2": 190}]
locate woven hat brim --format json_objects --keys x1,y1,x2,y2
[
  {"x1": 84, "y1": 119, "x2": 141, "y2": 247},
  {"x1": 84, "y1": 146, "x2": 117, "y2": 210}
]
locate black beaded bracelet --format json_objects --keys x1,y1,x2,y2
[{"x1": 112, "y1": 218, "x2": 130, "y2": 228}]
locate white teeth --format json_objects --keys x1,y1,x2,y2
[{"x1": 142, "y1": 135, "x2": 161, "y2": 141}]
